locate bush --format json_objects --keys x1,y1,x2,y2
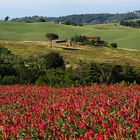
[
  {"x1": 2, "y1": 76, "x2": 17, "y2": 85},
  {"x1": 0, "y1": 75, "x2": 2, "y2": 85},
  {"x1": 36, "y1": 68, "x2": 76, "y2": 87},
  {"x1": 0, "y1": 46, "x2": 11, "y2": 54},
  {"x1": 0, "y1": 64, "x2": 17, "y2": 77},
  {"x1": 110, "y1": 43, "x2": 118, "y2": 48},
  {"x1": 35, "y1": 75, "x2": 48, "y2": 85},
  {"x1": 38, "y1": 17, "x2": 46, "y2": 22},
  {"x1": 43, "y1": 52, "x2": 65, "y2": 69}
]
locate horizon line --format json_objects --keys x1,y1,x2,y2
[{"x1": 1, "y1": 9, "x2": 140, "y2": 20}]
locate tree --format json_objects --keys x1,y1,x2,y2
[
  {"x1": 64, "y1": 21, "x2": 71, "y2": 25},
  {"x1": 45, "y1": 33, "x2": 59, "y2": 47},
  {"x1": 38, "y1": 17, "x2": 46, "y2": 22},
  {"x1": 0, "y1": 64, "x2": 17, "y2": 78},
  {"x1": 64, "y1": 21, "x2": 77, "y2": 26},
  {"x1": 5, "y1": 16, "x2": 9, "y2": 22},
  {"x1": 43, "y1": 52, "x2": 65, "y2": 69},
  {"x1": 122, "y1": 64, "x2": 136, "y2": 83}
]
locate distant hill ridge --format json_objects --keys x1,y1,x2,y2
[{"x1": 12, "y1": 11, "x2": 140, "y2": 24}]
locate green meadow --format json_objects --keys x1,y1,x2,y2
[{"x1": 0, "y1": 22, "x2": 140, "y2": 50}]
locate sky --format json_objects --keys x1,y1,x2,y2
[{"x1": 0, "y1": 0, "x2": 140, "y2": 19}]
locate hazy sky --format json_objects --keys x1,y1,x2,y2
[{"x1": 0, "y1": 0, "x2": 140, "y2": 18}]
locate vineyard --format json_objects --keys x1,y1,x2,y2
[{"x1": 0, "y1": 85, "x2": 140, "y2": 139}]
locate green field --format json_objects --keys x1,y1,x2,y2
[{"x1": 0, "y1": 22, "x2": 140, "y2": 50}]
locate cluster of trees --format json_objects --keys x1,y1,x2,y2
[
  {"x1": 71, "y1": 35, "x2": 117, "y2": 48},
  {"x1": 11, "y1": 16, "x2": 46, "y2": 23},
  {"x1": 71, "y1": 35, "x2": 88, "y2": 44},
  {"x1": 0, "y1": 46, "x2": 65, "y2": 85},
  {"x1": 62, "y1": 21, "x2": 83, "y2": 26},
  {"x1": 1, "y1": 46, "x2": 140, "y2": 86},
  {"x1": 44, "y1": 33, "x2": 117, "y2": 48},
  {"x1": 71, "y1": 35, "x2": 105, "y2": 46},
  {"x1": 120, "y1": 20, "x2": 140, "y2": 27},
  {"x1": 11, "y1": 11, "x2": 140, "y2": 24}
]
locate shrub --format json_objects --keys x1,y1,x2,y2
[
  {"x1": 0, "y1": 46, "x2": 11, "y2": 54},
  {"x1": 110, "y1": 43, "x2": 118, "y2": 48},
  {"x1": 43, "y1": 52, "x2": 65, "y2": 69},
  {"x1": 0, "y1": 64, "x2": 17, "y2": 77},
  {"x1": 35, "y1": 75, "x2": 48, "y2": 85},
  {"x1": 35, "y1": 68, "x2": 76, "y2": 87},
  {"x1": 38, "y1": 17, "x2": 46, "y2": 22},
  {"x1": 0, "y1": 75, "x2": 2, "y2": 85},
  {"x1": 2, "y1": 76, "x2": 17, "y2": 85}
]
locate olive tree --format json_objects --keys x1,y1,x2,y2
[{"x1": 45, "y1": 33, "x2": 59, "y2": 47}]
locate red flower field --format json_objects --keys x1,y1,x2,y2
[{"x1": 0, "y1": 85, "x2": 140, "y2": 139}]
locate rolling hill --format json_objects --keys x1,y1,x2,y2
[
  {"x1": 12, "y1": 11, "x2": 140, "y2": 24},
  {"x1": 0, "y1": 22, "x2": 140, "y2": 50}
]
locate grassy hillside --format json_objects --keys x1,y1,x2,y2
[
  {"x1": 0, "y1": 40, "x2": 140, "y2": 66},
  {"x1": 0, "y1": 22, "x2": 140, "y2": 50}
]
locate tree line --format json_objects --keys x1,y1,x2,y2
[
  {"x1": 11, "y1": 11, "x2": 140, "y2": 24},
  {"x1": 120, "y1": 20, "x2": 140, "y2": 27}
]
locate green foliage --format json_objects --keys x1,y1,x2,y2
[
  {"x1": 45, "y1": 33, "x2": 59, "y2": 41},
  {"x1": 14, "y1": 63, "x2": 44, "y2": 84},
  {"x1": 5, "y1": 16, "x2": 9, "y2": 22},
  {"x1": 35, "y1": 75, "x2": 48, "y2": 85},
  {"x1": 38, "y1": 17, "x2": 46, "y2": 22},
  {"x1": 121, "y1": 64, "x2": 137, "y2": 83},
  {"x1": 0, "y1": 64, "x2": 17, "y2": 77},
  {"x1": 64, "y1": 21, "x2": 83, "y2": 26},
  {"x1": 73, "y1": 62, "x2": 122, "y2": 84},
  {"x1": 12, "y1": 11, "x2": 140, "y2": 24},
  {"x1": 0, "y1": 46, "x2": 11, "y2": 54},
  {"x1": 0, "y1": 75, "x2": 1, "y2": 85},
  {"x1": 72, "y1": 62, "x2": 139, "y2": 85},
  {"x1": 110, "y1": 43, "x2": 118, "y2": 48},
  {"x1": 120, "y1": 20, "x2": 140, "y2": 27},
  {"x1": 71, "y1": 35, "x2": 87, "y2": 43},
  {"x1": 0, "y1": 47, "x2": 140, "y2": 86},
  {"x1": 71, "y1": 35, "x2": 106, "y2": 46},
  {"x1": 43, "y1": 52, "x2": 65, "y2": 69},
  {"x1": 45, "y1": 33, "x2": 59, "y2": 47},
  {"x1": 36, "y1": 68, "x2": 77, "y2": 87},
  {"x1": 2, "y1": 76, "x2": 17, "y2": 85}
]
